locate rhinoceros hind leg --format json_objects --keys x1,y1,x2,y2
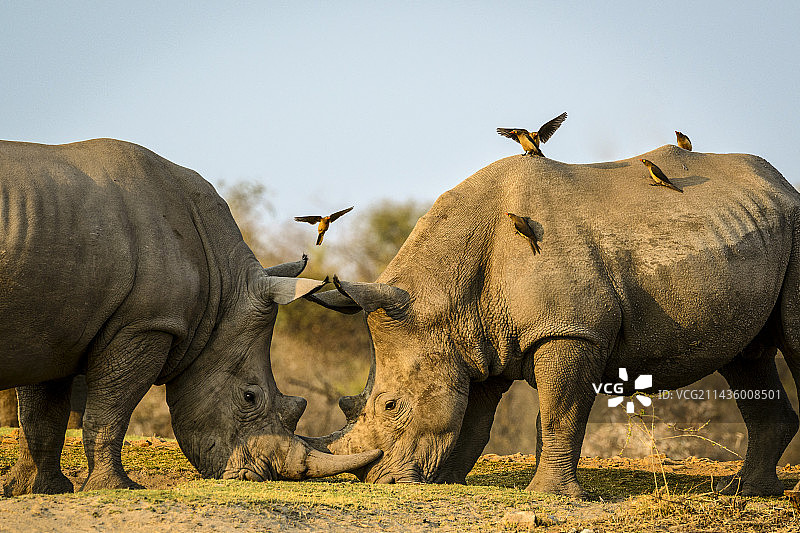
[
  {"x1": 526, "y1": 338, "x2": 604, "y2": 500},
  {"x1": 3, "y1": 377, "x2": 74, "y2": 496},
  {"x1": 715, "y1": 347, "x2": 796, "y2": 496},
  {"x1": 434, "y1": 377, "x2": 513, "y2": 484},
  {"x1": 80, "y1": 330, "x2": 171, "y2": 491}
]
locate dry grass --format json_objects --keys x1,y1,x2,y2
[{"x1": 2, "y1": 428, "x2": 799, "y2": 531}]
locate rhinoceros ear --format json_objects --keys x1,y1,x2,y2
[
  {"x1": 263, "y1": 254, "x2": 308, "y2": 278},
  {"x1": 305, "y1": 275, "x2": 411, "y2": 320},
  {"x1": 263, "y1": 276, "x2": 329, "y2": 305}
]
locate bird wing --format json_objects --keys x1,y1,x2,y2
[
  {"x1": 523, "y1": 218, "x2": 539, "y2": 238},
  {"x1": 328, "y1": 206, "x2": 354, "y2": 222},
  {"x1": 295, "y1": 216, "x2": 322, "y2": 224},
  {"x1": 648, "y1": 163, "x2": 671, "y2": 184},
  {"x1": 497, "y1": 128, "x2": 522, "y2": 144},
  {"x1": 646, "y1": 163, "x2": 682, "y2": 191},
  {"x1": 536, "y1": 112, "x2": 568, "y2": 144}
]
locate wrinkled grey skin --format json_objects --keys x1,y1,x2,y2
[
  {"x1": 0, "y1": 139, "x2": 380, "y2": 496},
  {"x1": 306, "y1": 145, "x2": 800, "y2": 498}
]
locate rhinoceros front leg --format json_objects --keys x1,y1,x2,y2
[
  {"x1": 434, "y1": 376, "x2": 513, "y2": 484},
  {"x1": 81, "y1": 330, "x2": 171, "y2": 491},
  {"x1": 715, "y1": 349, "x2": 797, "y2": 496},
  {"x1": 3, "y1": 377, "x2": 74, "y2": 496},
  {"x1": 527, "y1": 338, "x2": 603, "y2": 499}
]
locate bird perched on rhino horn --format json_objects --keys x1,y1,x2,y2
[
  {"x1": 506, "y1": 212, "x2": 541, "y2": 254},
  {"x1": 294, "y1": 206, "x2": 354, "y2": 245},
  {"x1": 675, "y1": 131, "x2": 692, "y2": 151},
  {"x1": 497, "y1": 112, "x2": 568, "y2": 157},
  {"x1": 640, "y1": 159, "x2": 683, "y2": 193}
]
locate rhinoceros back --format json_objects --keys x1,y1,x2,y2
[{"x1": 0, "y1": 139, "x2": 232, "y2": 388}]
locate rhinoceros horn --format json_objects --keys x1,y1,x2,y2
[
  {"x1": 279, "y1": 436, "x2": 382, "y2": 480},
  {"x1": 304, "y1": 275, "x2": 411, "y2": 318},
  {"x1": 263, "y1": 254, "x2": 308, "y2": 278},
  {"x1": 261, "y1": 275, "x2": 329, "y2": 305}
]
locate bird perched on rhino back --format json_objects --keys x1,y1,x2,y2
[
  {"x1": 506, "y1": 212, "x2": 541, "y2": 254},
  {"x1": 497, "y1": 112, "x2": 568, "y2": 157},
  {"x1": 675, "y1": 131, "x2": 692, "y2": 151},
  {"x1": 640, "y1": 158, "x2": 683, "y2": 193},
  {"x1": 295, "y1": 206, "x2": 354, "y2": 245}
]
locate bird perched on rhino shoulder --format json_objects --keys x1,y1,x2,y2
[
  {"x1": 294, "y1": 206, "x2": 354, "y2": 245},
  {"x1": 640, "y1": 159, "x2": 683, "y2": 193},
  {"x1": 675, "y1": 131, "x2": 692, "y2": 151},
  {"x1": 506, "y1": 212, "x2": 541, "y2": 254},
  {"x1": 497, "y1": 112, "x2": 568, "y2": 157}
]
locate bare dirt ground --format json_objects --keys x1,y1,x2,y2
[{"x1": 2, "y1": 430, "x2": 800, "y2": 532}]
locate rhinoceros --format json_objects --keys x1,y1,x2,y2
[
  {"x1": 305, "y1": 145, "x2": 800, "y2": 498},
  {"x1": 0, "y1": 138, "x2": 380, "y2": 495}
]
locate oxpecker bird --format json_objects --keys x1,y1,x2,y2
[
  {"x1": 640, "y1": 159, "x2": 683, "y2": 193},
  {"x1": 675, "y1": 131, "x2": 692, "y2": 151},
  {"x1": 295, "y1": 206, "x2": 354, "y2": 245},
  {"x1": 506, "y1": 212, "x2": 541, "y2": 254},
  {"x1": 497, "y1": 112, "x2": 568, "y2": 157}
]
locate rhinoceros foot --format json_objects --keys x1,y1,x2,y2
[
  {"x1": 3, "y1": 462, "x2": 73, "y2": 496},
  {"x1": 526, "y1": 472, "x2": 593, "y2": 500},
  {"x1": 81, "y1": 470, "x2": 144, "y2": 492},
  {"x1": 715, "y1": 474, "x2": 784, "y2": 496}
]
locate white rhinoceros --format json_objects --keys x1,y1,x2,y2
[
  {"x1": 0, "y1": 138, "x2": 380, "y2": 495},
  {"x1": 306, "y1": 145, "x2": 800, "y2": 498}
]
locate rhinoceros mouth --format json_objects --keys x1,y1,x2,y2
[
  {"x1": 365, "y1": 461, "x2": 424, "y2": 484},
  {"x1": 221, "y1": 449, "x2": 278, "y2": 482},
  {"x1": 222, "y1": 454, "x2": 277, "y2": 482},
  {"x1": 222, "y1": 466, "x2": 270, "y2": 482}
]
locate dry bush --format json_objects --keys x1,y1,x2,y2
[
  {"x1": 128, "y1": 386, "x2": 173, "y2": 438},
  {"x1": 0, "y1": 389, "x2": 17, "y2": 427}
]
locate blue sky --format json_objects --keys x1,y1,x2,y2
[{"x1": 2, "y1": 2, "x2": 798, "y2": 222}]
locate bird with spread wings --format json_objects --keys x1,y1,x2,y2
[
  {"x1": 497, "y1": 112, "x2": 568, "y2": 157},
  {"x1": 294, "y1": 206, "x2": 354, "y2": 245}
]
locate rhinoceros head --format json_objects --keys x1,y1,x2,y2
[
  {"x1": 165, "y1": 258, "x2": 381, "y2": 482},
  {"x1": 303, "y1": 277, "x2": 470, "y2": 483}
]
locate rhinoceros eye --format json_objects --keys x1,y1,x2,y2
[
  {"x1": 244, "y1": 391, "x2": 256, "y2": 404},
  {"x1": 384, "y1": 399, "x2": 397, "y2": 411}
]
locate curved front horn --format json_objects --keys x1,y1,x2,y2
[{"x1": 279, "y1": 437, "x2": 382, "y2": 480}]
